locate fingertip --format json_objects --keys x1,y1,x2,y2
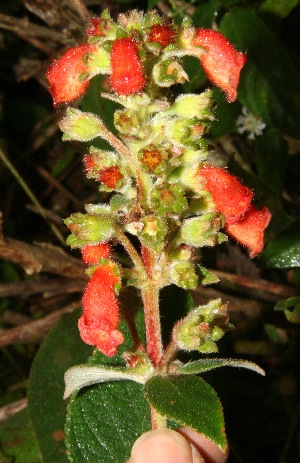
[
  {"x1": 130, "y1": 428, "x2": 205, "y2": 463},
  {"x1": 177, "y1": 428, "x2": 228, "y2": 463}
]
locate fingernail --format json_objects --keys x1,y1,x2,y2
[{"x1": 130, "y1": 429, "x2": 204, "y2": 463}]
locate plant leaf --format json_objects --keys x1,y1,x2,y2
[
  {"x1": 259, "y1": 221, "x2": 300, "y2": 268},
  {"x1": 0, "y1": 408, "x2": 40, "y2": 463},
  {"x1": 64, "y1": 364, "x2": 150, "y2": 399},
  {"x1": 143, "y1": 375, "x2": 227, "y2": 451},
  {"x1": 220, "y1": 8, "x2": 300, "y2": 137},
  {"x1": 178, "y1": 358, "x2": 265, "y2": 376},
  {"x1": 259, "y1": 0, "x2": 300, "y2": 18}
]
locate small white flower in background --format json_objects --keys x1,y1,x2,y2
[{"x1": 236, "y1": 107, "x2": 266, "y2": 140}]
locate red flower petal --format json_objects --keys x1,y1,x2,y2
[
  {"x1": 192, "y1": 28, "x2": 246, "y2": 103},
  {"x1": 198, "y1": 165, "x2": 253, "y2": 224},
  {"x1": 99, "y1": 166, "x2": 124, "y2": 189},
  {"x1": 148, "y1": 24, "x2": 176, "y2": 48},
  {"x1": 79, "y1": 264, "x2": 123, "y2": 356},
  {"x1": 81, "y1": 243, "x2": 111, "y2": 265},
  {"x1": 109, "y1": 38, "x2": 146, "y2": 95},
  {"x1": 46, "y1": 44, "x2": 95, "y2": 105},
  {"x1": 226, "y1": 205, "x2": 272, "y2": 258}
]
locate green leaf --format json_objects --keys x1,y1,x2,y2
[
  {"x1": 274, "y1": 297, "x2": 300, "y2": 323},
  {"x1": 210, "y1": 89, "x2": 241, "y2": 138},
  {"x1": 143, "y1": 375, "x2": 227, "y2": 450},
  {"x1": 28, "y1": 309, "x2": 93, "y2": 463},
  {"x1": 178, "y1": 358, "x2": 265, "y2": 376},
  {"x1": 220, "y1": 8, "x2": 300, "y2": 137},
  {"x1": 66, "y1": 381, "x2": 150, "y2": 463},
  {"x1": 259, "y1": 221, "x2": 300, "y2": 268},
  {"x1": 259, "y1": 0, "x2": 300, "y2": 18},
  {"x1": 0, "y1": 408, "x2": 40, "y2": 463}
]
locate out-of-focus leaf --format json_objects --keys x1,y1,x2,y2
[
  {"x1": 264, "y1": 323, "x2": 289, "y2": 344},
  {"x1": 254, "y1": 127, "x2": 287, "y2": 196},
  {"x1": 0, "y1": 408, "x2": 40, "y2": 463},
  {"x1": 210, "y1": 89, "x2": 241, "y2": 137},
  {"x1": 52, "y1": 147, "x2": 76, "y2": 177},
  {"x1": 220, "y1": 8, "x2": 300, "y2": 137},
  {"x1": 144, "y1": 374, "x2": 227, "y2": 450},
  {"x1": 260, "y1": 221, "x2": 300, "y2": 268},
  {"x1": 28, "y1": 309, "x2": 93, "y2": 463},
  {"x1": 259, "y1": 0, "x2": 300, "y2": 18},
  {"x1": 192, "y1": 4, "x2": 217, "y2": 28},
  {"x1": 275, "y1": 297, "x2": 300, "y2": 323}
]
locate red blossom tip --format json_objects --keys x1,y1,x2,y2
[
  {"x1": 226, "y1": 205, "x2": 272, "y2": 258},
  {"x1": 109, "y1": 38, "x2": 146, "y2": 95},
  {"x1": 86, "y1": 17, "x2": 105, "y2": 37},
  {"x1": 198, "y1": 165, "x2": 253, "y2": 224},
  {"x1": 46, "y1": 44, "x2": 95, "y2": 105},
  {"x1": 81, "y1": 243, "x2": 112, "y2": 265},
  {"x1": 79, "y1": 264, "x2": 123, "y2": 356},
  {"x1": 192, "y1": 28, "x2": 247, "y2": 103},
  {"x1": 148, "y1": 24, "x2": 176, "y2": 48}
]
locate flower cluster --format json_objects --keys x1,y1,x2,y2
[{"x1": 47, "y1": 9, "x2": 271, "y2": 359}]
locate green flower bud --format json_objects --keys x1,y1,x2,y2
[
  {"x1": 180, "y1": 213, "x2": 226, "y2": 247},
  {"x1": 60, "y1": 108, "x2": 103, "y2": 142},
  {"x1": 139, "y1": 215, "x2": 168, "y2": 252},
  {"x1": 168, "y1": 91, "x2": 214, "y2": 120},
  {"x1": 170, "y1": 262, "x2": 198, "y2": 289},
  {"x1": 64, "y1": 213, "x2": 114, "y2": 248},
  {"x1": 114, "y1": 109, "x2": 140, "y2": 135},
  {"x1": 172, "y1": 298, "x2": 232, "y2": 353}
]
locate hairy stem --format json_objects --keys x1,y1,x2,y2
[
  {"x1": 114, "y1": 226, "x2": 146, "y2": 278},
  {"x1": 141, "y1": 247, "x2": 163, "y2": 366}
]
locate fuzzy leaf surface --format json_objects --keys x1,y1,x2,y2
[
  {"x1": 143, "y1": 375, "x2": 226, "y2": 450},
  {"x1": 178, "y1": 358, "x2": 265, "y2": 376}
]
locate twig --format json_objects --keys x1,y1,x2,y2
[
  {"x1": 0, "y1": 230, "x2": 84, "y2": 279},
  {"x1": 0, "y1": 398, "x2": 28, "y2": 422},
  {"x1": 0, "y1": 278, "x2": 86, "y2": 299},
  {"x1": 213, "y1": 269, "x2": 300, "y2": 302},
  {"x1": 0, "y1": 148, "x2": 65, "y2": 245},
  {"x1": 0, "y1": 300, "x2": 81, "y2": 347}
]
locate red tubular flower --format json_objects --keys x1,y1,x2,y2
[
  {"x1": 81, "y1": 243, "x2": 111, "y2": 265},
  {"x1": 148, "y1": 24, "x2": 176, "y2": 48},
  {"x1": 226, "y1": 205, "x2": 272, "y2": 258},
  {"x1": 109, "y1": 38, "x2": 146, "y2": 95},
  {"x1": 192, "y1": 28, "x2": 247, "y2": 103},
  {"x1": 198, "y1": 165, "x2": 253, "y2": 224},
  {"x1": 79, "y1": 263, "x2": 123, "y2": 356},
  {"x1": 46, "y1": 44, "x2": 95, "y2": 105}
]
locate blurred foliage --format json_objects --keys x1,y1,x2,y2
[{"x1": 0, "y1": 0, "x2": 300, "y2": 462}]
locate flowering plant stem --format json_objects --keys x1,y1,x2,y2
[{"x1": 45, "y1": 8, "x2": 271, "y2": 461}]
